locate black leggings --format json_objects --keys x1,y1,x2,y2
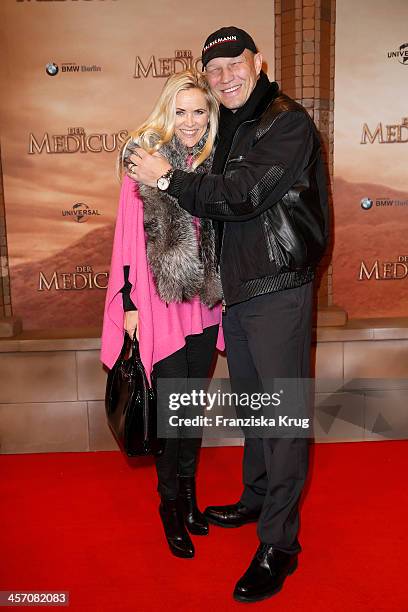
[{"x1": 152, "y1": 325, "x2": 218, "y2": 499}]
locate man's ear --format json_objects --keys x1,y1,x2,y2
[{"x1": 254, "y1": 52, "x2": 263, "y2": 75}]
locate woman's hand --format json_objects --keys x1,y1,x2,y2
[{"x1": 124, "y1": 310, "x2": 139, "y2": 341}]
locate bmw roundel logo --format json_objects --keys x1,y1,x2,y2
[
  {"x1": 46, "y1": 62, "x2": 59, "y2": 77},
  {"x1": 361, "y1": 197, "x2": 373, "y2": 210}
]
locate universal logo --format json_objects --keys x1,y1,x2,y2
[
  {"x1": 45, "y1": 62, "x2": 102, "y2": 76},
  {"x1": 361, "y1": 197, "x2": 408, "y2": 211},
  {"x1": 62, "y1": 203, "x2": 102, "y2": 223},
  {"x1": 134, "y1": 50, "x2": 201, "y2": 79},
  {"x1": 387, "y1": 42, "x2": 408, "y2": 65}
]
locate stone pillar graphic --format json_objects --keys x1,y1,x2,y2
[
  {"x1": 275, "y1": 0, "x2": 346, "y2": 324},
  {"x1": 0, "y1": 145, "x2": 22, "y2": 337}
]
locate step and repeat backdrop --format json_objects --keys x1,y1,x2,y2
[
  {"x1": 333, "y1": 0, "x2": 408, "y2": 318},
  {"x1": 2, "y1": 0, "x2": 407, "y2": 328},
  {"x1": 0, "y1": 0, "x2": 274, "y2": 330}
]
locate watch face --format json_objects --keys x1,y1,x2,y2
[{"x1": 157, "y1": 176, "x2": 170, "y2": 191}]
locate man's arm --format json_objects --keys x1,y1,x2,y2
[{"x1": 168, "y1": 111, "x2": 314, "y2": 222}]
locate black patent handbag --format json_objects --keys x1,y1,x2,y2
[{"x1": 105, "y1": 333, "x2": 164, "y2": 457}]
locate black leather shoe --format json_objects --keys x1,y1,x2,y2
[
  {"x1": 204, "y1": 502, "x2": 260, "y2": 528},
  {"x1": 159, "y1": 498, "x2": 194, "y2": 559},
  {"x1": 178, "y1": 476, "x2": 209, "y2": 536},
  {"x1": 233, "y1": 544, "x2": 298, "y2": 603}
]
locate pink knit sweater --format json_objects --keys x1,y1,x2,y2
[{"x1": 100, "y1": 176, "x2": 224, "y2": 382}]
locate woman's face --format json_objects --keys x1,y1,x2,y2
[{"x1": 174, "y1": 88, "x2": 209, "y2": 148}]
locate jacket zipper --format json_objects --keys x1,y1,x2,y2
[
  {"x1": 218, "y1": 109, "x2": 287, "y2": 309},
  {"x1": 221, "y1": 110, "x2": 288, "y2": 177},
  {"x1": 219, "y1": 119, "x2": 256, "y2": 312},
  {"x1": 263, "y1": 215, "x2": 275, "y2": 263}
]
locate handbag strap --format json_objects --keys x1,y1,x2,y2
[
  {"x1": 130, "y1": 332, "x2": 141, "y2": 359},
  {"x1": 119, "y1": 331, "x2": 141, "y2": 360}
]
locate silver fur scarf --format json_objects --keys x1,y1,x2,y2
[{"x1": 128, "y1": 135, "x2": 222, "y2": 307}]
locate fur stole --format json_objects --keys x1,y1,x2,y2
[{"x1": 135, "y1": 136, "x2": 222, "y2": 307}]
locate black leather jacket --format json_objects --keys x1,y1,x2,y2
[{"x1": 168, "y1": 85, "x2": 329, "y2": 306}]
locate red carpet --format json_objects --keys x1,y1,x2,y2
[{"x1": 1, "y1": 442, "x2": 407, "y2": 611}]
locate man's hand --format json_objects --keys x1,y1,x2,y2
[{"x1": 127, "y1": 149, "x2": 171, "y2": 187}]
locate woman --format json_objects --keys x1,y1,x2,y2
[{"x1": 101, "y1": 70, "x2": 224, "y2": 559}]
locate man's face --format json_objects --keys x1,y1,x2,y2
[{"x1": 205, "y1": 49, "x2": 263, "y2": 111}]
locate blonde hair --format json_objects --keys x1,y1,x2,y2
[{"x1": 120, "y1": 69, "x2": 218, "y2": 173}]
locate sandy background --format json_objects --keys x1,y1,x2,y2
[
  {"x1": 0, "y1": 0, "x2": 275, "y2": 329},
  {"x1": 333, "y1": 0, "x2": 408, "y2": 317},
  {"x1": 333, "y1": 178, "x2": 408, "y2": 318},
  {"x1": 3, "y1": 0, "x2": 407, "y2": 326}
]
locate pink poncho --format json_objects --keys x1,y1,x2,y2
[{"x1": 101, "y1": 176, "x2": 224, "y2": 382}]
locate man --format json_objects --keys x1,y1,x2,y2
[{"x1": 129, "y1": 26, "x2": 329, "y2": 603}]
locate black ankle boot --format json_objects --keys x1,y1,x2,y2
[
  {"x1": 178, "y1": 476, "x2": 209, "y2": 536},
  {"x1": 159, "y1": 497, "x2": 194, "y2": 559}
]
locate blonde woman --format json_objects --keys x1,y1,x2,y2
[{"x1": 101, "y1": 70, "x2": 224, "y2": 559}]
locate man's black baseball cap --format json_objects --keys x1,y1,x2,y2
[{"x1": 202, "y1": 26, "x2": 258, "y2": 68}]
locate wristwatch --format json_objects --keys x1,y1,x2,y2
[{"x1": 157, "y1": 168, "x2": 174, "y2": 191}]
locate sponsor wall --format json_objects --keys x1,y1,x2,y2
[
  {"x1": 333, "y1": 0, "x2": 408, "y2": 318},
  {"x1": 0, "y1": 0, "x2": 275, "y2": 329}
]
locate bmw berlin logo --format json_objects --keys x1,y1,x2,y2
[
  {"x1": 46, "y1": 63, "x2": 59, "y2": 76},
  {"x1": 361, "y1": 197, "x2": 373, "y2": 211}
]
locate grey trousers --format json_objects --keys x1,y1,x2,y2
[{"x1": 223, "y1": 282, "x2": 313, "y2": 553}]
